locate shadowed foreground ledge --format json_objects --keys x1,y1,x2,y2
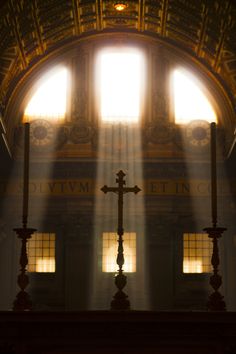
[{"x1": 0, "y1": 311, "x2": 236, "y2": 354}]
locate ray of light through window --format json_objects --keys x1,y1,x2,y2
[
  {"x1": 99, "y1": 50, "x2": 143, "y2": 123},
  {"x1": 24, "y1": 67, "x2": 68, "y2": 122},
  {"x1": 91, "y1": 48, "x2": 147, "y2": 310},
  {"x1": 173, "y1": 69, "x2": 217, "y2": 124}
]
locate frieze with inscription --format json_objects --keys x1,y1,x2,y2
[{"x1": 0, "y1": 179, "x2": 233, "y2": 197}]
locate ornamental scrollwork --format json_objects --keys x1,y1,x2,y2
[
  {"x1": 144, "y1": 121, "x2": 175, "y2": 145},
  {"x1": 69, "y1": 120, "x2": 95, "y2": 144}
]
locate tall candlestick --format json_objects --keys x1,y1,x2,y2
[
  {"x1": 22, "y1": 122, "x2": 30, "y2": 228},
  {"x1": 210, "y1": 122, "x2": 217, "y2": 227},
  {"x1": 203, "y1": 122, "x2": 226, "y2": 311}
]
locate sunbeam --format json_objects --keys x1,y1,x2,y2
[{"x1": 91, "y1": 119, "x2": 148, "y2": 309}]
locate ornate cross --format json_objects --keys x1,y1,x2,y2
[{"x1": 101, "y1": 170, "x2": 141, "y2": 310}]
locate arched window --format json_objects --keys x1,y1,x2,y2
[
  {"x1": 23, "y1": 67, "x2": 68, "y2": 123},
  {"x1": 173, "y1": 69, "x2": 217, "y2": 125}
]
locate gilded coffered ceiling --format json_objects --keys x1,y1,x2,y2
[{"x1": 0, "y1": 0, "x2": 236, "y2": 119}]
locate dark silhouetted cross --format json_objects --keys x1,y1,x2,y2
[{"x1": 101, "y1": 170, "x2": 141, "y2": 310}]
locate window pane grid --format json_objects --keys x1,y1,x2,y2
[
  {"x1": 183, "y1": 233, "x2": 212, "y2": 273},
  {"x1": 27, "y1": 233, "x2": 56, "y2": 273},
  {"x1": 102, "y1": 232, "x2": 136, "y2": 273}
]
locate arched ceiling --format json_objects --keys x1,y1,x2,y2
[{"x1": 0, "y1": 0, "x2": 236, "y2": 120}]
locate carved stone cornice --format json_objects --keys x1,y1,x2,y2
[{"x1": 14, "y1": 119, "x2": 96, "y2": 153}]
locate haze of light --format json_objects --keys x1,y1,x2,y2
[
  {"x1": 183, "y1": 259, "x2": 202, "y2": 273},
  {"x1": 36, "y1": 258, "x2": 55, "y2": 273},
  {"x1": 173, "y1": 70, "x2": 217, "y2": 124},
  {"x1": 100, "y1": 52, "x2": 142, "y2": 123},
  {"x1": 102, "y1": 232, "x2": 136, "y2": 273},
  {"x1": 24, "y1": 68, "x2": 68, "y2": 121}
]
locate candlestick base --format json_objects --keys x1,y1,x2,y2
[
  {"x1": 203, "y1": 226, "x2": 227, "y2": 312},
  {"x1": 13, "y1": 290, "x2": 32, "y2": 311},
  {"x1": 111, "y1": 273, "x2": 130, "y2": 310},
  {"x1": 207, "y1": 291, "x2": 226, "y2": 312},
  {"x1": 111, "y1": 290, "x2": 130, "y2": 310},
  {"x1": 13, "y1": 227, "x2": 36, "y2": 311}
]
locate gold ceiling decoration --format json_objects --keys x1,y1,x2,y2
[
  {"x1": 0, "y1": 0, "x2": 235, "y2": 117},
  {"x1": 113, "y1": 2, "x2": 128, "y2": 11}
]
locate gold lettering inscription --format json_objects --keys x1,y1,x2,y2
[{"x1": 0, "y1": 179, "x2": 232, "y2": 196}]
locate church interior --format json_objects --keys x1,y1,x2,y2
[{"x1": 1, "y1": 0, "x2": 236, "y2": 353}]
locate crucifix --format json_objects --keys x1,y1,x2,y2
[{"x1": 101, "y1": 170, "x2": 141, "y2": 310}]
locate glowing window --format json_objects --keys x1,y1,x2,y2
[
  {"x1": 27, "y1": 233, "x2": 55, "y2": 273},
  {"x1": 98, "y1": 50, "x2": 143, "y2": 123},
  {"x1": 102, "y1": 232, "x2": 136, "y2": 272},
  {"x1": 183, "y1": 233, "x2": 213, "y2": 274},
  {"x1": 24, "y1": 68, "x2": 68, "y2": 122},
  {"x1": 173, "y1": 69, "x2": 217, "y2": 124}
]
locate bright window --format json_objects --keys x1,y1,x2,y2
[
  {"x1": 173, "y1": 69, "x2": 217, "y2": 124},
  {"x1": 183, "y1": 233, "x2": 213, "y2": 273},
  {"x1": 102, "y1": 232, "x2": 136, "y2": 272},
  {"x1": 27, "y1": 232, "x2": 56, "y2": 273},
  {"x1": 98, "y1": 50, "x2": 143, "y2": 123},
  {"x1": 24, "y1": 68, "x2": 68, "y2": 122}
]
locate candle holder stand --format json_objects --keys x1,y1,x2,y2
[
  {"x1": 111, "y1": 228, "x2": 130, "y2": 310},
  {"x1": 203, "y1": 226, "x2": 226, "y2": 311},
  {"x1": 13, "y1": 226, "x2": 36, "y2": 311}
]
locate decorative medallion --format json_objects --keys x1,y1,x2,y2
[
  {"x1": 145, "y1": 121, "x2": 174, "y2": 144},
  {"x1": 69, "y1": 120, "x2": 94, "y2": 144},
  {"x1": 30, "y1": 119, "x2": 54, "y2": 147},
  {"x1": 186, "y1": 120, "x2": 210, "y2": 148}
]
